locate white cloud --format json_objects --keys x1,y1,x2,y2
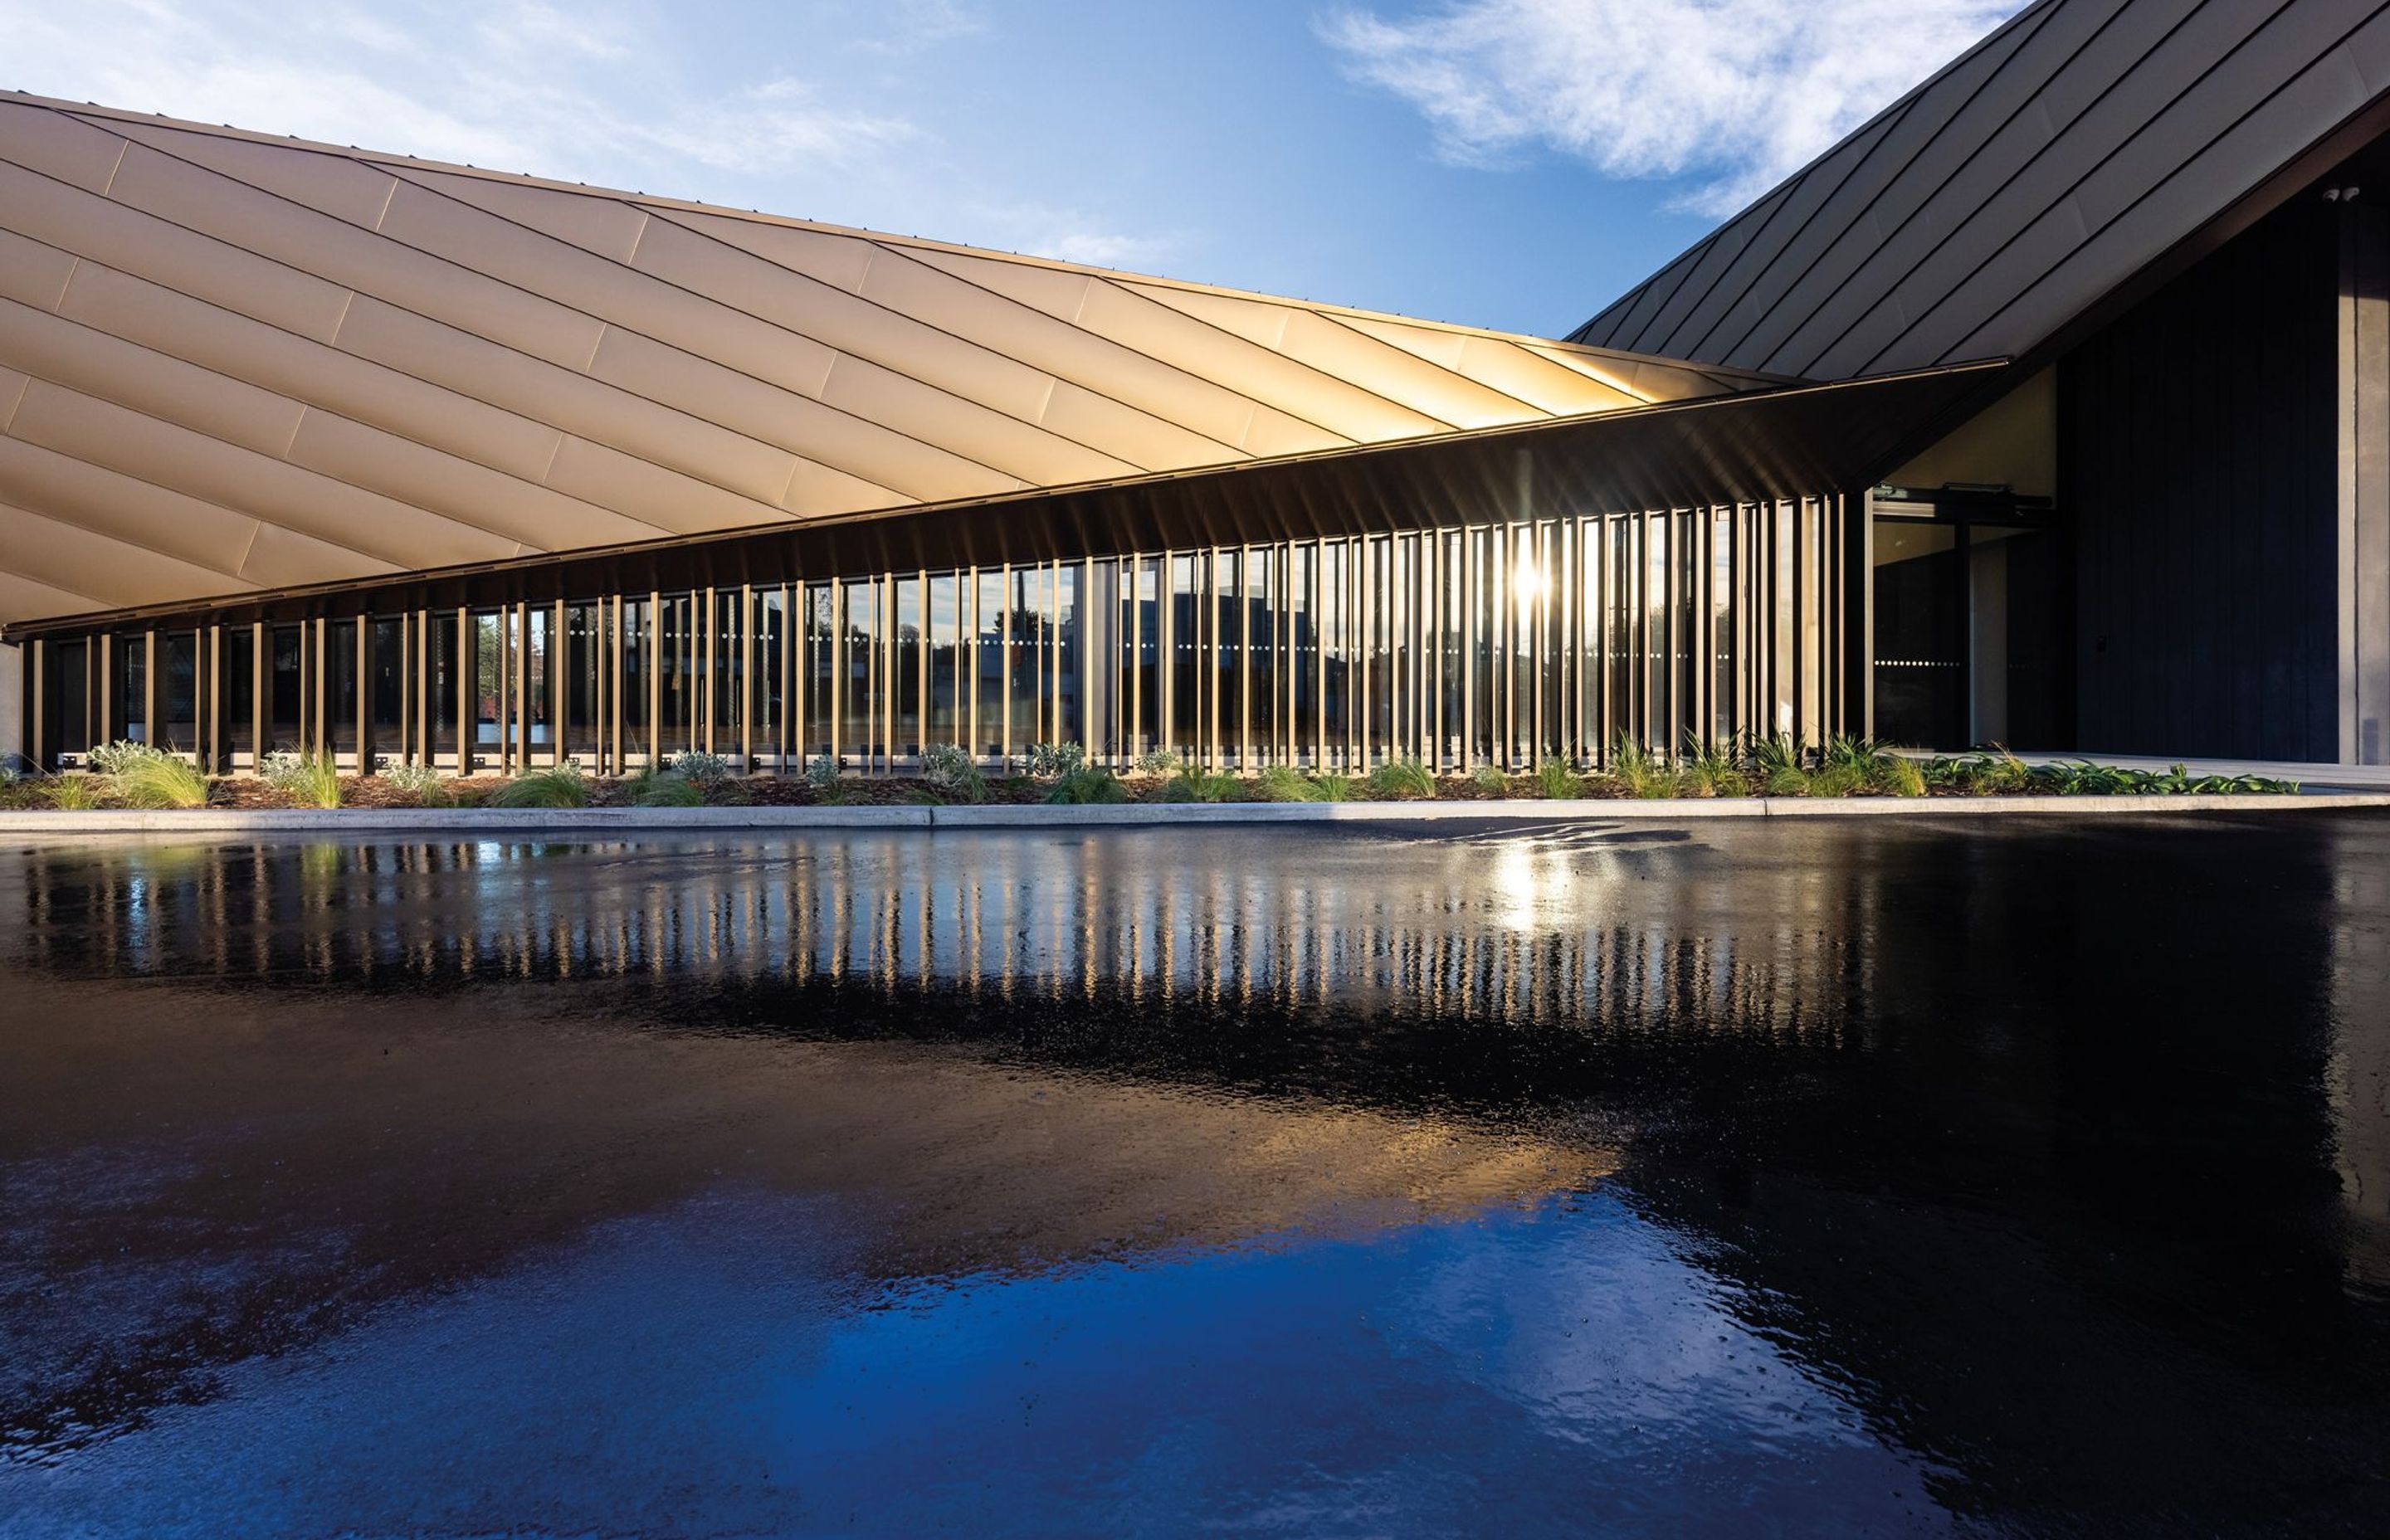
[
  {"x1": 968, "y1": 202, "x2": 1183, "y2": 271},
  {"x1": 1320, "y1": 0, "x2": 2027, "y2": 217},
  {"x1": 0, "y1": 0, "x2": 922, "y2": 192},
  {"x1": 856, "y1": 0, "x2": 988, "y2": 55},
  {"x1": 0, "y1": 0, "x2": 1184, "y2": 275}
]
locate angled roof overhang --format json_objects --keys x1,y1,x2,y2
[
  {"x1": 0, "y1": 360, "x2": 2004, "y2": 639},
  {"x1": 1573, "y1": 0, "x2": 2390, "y2": 379},
  {"x1": 0, "y1": 90, "x2": 1784, "y2": 631}
]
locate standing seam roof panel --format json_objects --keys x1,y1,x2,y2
[{"x1": 1571, "y1": 0, "x2": 2390, "y2": 379}]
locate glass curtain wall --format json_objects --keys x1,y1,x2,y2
[{"x1": 20, "y1": 503, "x2": 1856, "y2": 774}]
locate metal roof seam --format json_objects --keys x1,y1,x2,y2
[
  {"x1": 1851, "y1": 0, "x2": 2371, "y2": 376},
  {"x1": 0, "y1": 222, "x2": 885, "y2": 530},
  {"x1": 32, "y1": 112, "x2": 1046, "y2": 496},
  {"x1": 0, "y1": 364, "x2": 592, "y2": 566},
  {"x1": 1682, "y1": 0, "x2": 2075, "y2": 368}
]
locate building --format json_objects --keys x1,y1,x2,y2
[{"x1": 4, "y1": 0, "x2": 2388, "y2": 776}]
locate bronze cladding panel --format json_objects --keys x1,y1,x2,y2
[{"x1": 0, "y1": 89, "x2": 1768, "y2": 628}]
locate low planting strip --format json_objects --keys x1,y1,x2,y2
[{"x1": 2, "y1": 792, "x2": 2385, "y2": 839}]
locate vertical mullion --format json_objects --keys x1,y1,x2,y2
[
  {"x1": 1636, "y1": 514, "x2": 1650, "y2": 751},
  {"x1": 1661, "y1": 513, "x2": 1678, "y2": 758},
  {"x1": 411, "y1": 609, "x2": 427, "y2": 766},
  {"x1": 963, "y1": 568, "x2": 977, "y2": 762},
  {"x1": 697, "y1": 584, "x2": 714, "y2": 758},
  {"x1": 515, "y1": 601, "x2": 529, "y2": 774},
  {"x1": 889, "y1": 573, "x2": 898, "y2": 774},
  {"x1": 1158, "y1": 553, "x2": 1175, "y2": 759},
  {"x1": 206, "y1": 622, "x2": 222, "y2": 772},
  {"x1": 998, "y1": 563, "x2": 1012, "y2": 765},
  {"x1": 1532, "y1": 524, "x2": 1547, "y2": 765},
  {"x1": 1490, "y1": 524, "x2": 1508, "y2": 768},
  {"x1": 1129, "y1": 558, "x2": 1143, "y2": 757},
  {"x1": 1459, "y1": 529, "x2": 1474, "y2": 769},
  {"x1": 1207, "y1": 551, "x2": 1222, "y2": 771},
  {"x1": 455, "y1": 608, "x2": 470, "y2": 773},
  {"x1": 1429, "y1": 534, "x2": 1443, "y2": 772},
  {"x1": 142, "y1": 630, "x2": 158, "y2": 748},
  {"x1": 1238, "y1": 545, "x2": 1253, "y2": 771},
  {"x1": 606, "y1": 596, "x2": 622, "y2": 774},
  {"x1": 252, "y1": 621, "x2": 267, "y2": 769},
  {"x1": 1313, "y1": 541, "x2": 1327, "y2": 768},
  {"x1": 739, "y1": 582, "x2": 754, "y2": 769},
  {"x1": 1046, "y1": 561, "x2": 1061, "y2": 756},
  {"x1": 311, "y1": 617, "x2": 327, "y2": 760},
  {"x1": 396, "y1": 612, "x2": 412, "y2": 769},
  {"x1": 829, "y1": 582, "x2": 844, "y2": 769},
  {"x1": 1557, "y1": 520, "x2": 1568, "y2": 763},
  {"x1": 552, "y1": 597, "x2": 568, "y2": 768},
  {"x1": 26, "y1": 640, "x2": 40, "y2": 771},
  {"x1": 1355, "y1": 539, "x2": 1369, "y2": 770},
  {"x1": 783, "y1": 582, "x2": 798, "y2": 768},
  {"x1": 355, "y1": 615, "x2": 370, "y2": 768},
  {"x1": 646, "y1": 590, "x2": 661, "y2": 768},
  {"x1": 1797, "y1": 497, "x2": 1810, "y2": 743}
]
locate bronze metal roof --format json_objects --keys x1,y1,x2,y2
[{"x1": 0, "y1": 90, "x2": 1778, "y2": 628}]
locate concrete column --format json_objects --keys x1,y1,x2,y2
[{"x1": 2340, "y1": 201, "x2": 2390, "y2": 765}]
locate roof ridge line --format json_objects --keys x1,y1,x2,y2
[{"x1": 1, "y1": 87, "x2": 1697, "y2": 359}]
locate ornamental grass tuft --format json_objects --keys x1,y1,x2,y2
[
  {"x1": 115, "y1": 751, "x2": 211, "y2": 809},
  {"x1": 1533, "y1": 759, "x2": 1583, "y2": 799},
  {"x1": 44, "y1": 775, "x2": 102, "y2": 810},
  {"x1": 261, "y1": 750, "x2": 342, "y2": 808},
  {"x1": 1255, "y1": 764, "x2": 1315, "y2": 802},
  {"x1": 629, "y1": 767, "x2": 706, "y2": 807},
  {"x1": 1677, "y1": 733, "x2": 1749, "y2": 798},
  {"x1": 1307, "y1": 770, "x2": 1355, "y2": 802},
  {"x1": 1611, "y1": 733, "x2": 1678, "y2": 798},
  {"x1": 1367, "y1": 758, "x2": 1437, "y2": 799},
  {"x1": 489, "y1": 761, "x2": 590, "y2": 808},
  {"x1": 1157, "y1": 767, "x2": 1239, "y2": 803},
  {"x1": 1046, "y1": 764, "x2": 1128, "y2": 804}
]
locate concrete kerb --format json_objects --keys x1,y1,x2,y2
[{"x1": 1, "y1": 792, "x2": 2386, "y2": 840}]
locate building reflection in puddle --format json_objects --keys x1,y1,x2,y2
[{"x1": 2, "y1": 817, "x2": 2387, "y2": 1535}]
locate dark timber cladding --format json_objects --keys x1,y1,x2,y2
[
  {"x1": 2066, "y1": 197, "x2": 2340, "y2": 759},
  {"x1": 1572, "y1": 0, "x2": 2390, "y2": 380}
]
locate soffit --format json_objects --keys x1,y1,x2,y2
[{"x1": 0, "y1": 362, "x2": 2005, "y2": 639}]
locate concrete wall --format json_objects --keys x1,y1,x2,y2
[{"x1": 2339, "y1": 200, "x2": 2390, "y2": 765}]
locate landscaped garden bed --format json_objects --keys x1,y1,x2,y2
[{"x1": 0, "y1": 737, "x2": 2305, "y2": 814}]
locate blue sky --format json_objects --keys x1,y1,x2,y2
[{"x1": 3, "y1": 0, "x2": 2027, "y2": 339}]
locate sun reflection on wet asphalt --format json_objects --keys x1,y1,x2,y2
[{"x1": 1, "y1": 814, "x2": 2387, "y2": 1536}]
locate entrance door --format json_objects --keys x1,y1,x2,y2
[{"x1": 1873, "y1": 514, "x2": 2071, "y2": 751}]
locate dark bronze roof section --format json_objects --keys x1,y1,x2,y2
[
  {"x1": 0, "y1": 361, "x2": 2002, "y2": 639},
  {"x1": 0, "y1": 90, "x2": 1779, "y2": 631},
  {"x1": 1572, "y1": 0, "x2": 2390, "y2": 379}
]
